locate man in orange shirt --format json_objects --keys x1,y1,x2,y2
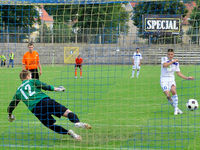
[
  {"x1": 75, "y1": 55, "x2": 83, "y2": 79},
  {"x1": 22, "y1": 43, "x2": 42, "y2": 79}
]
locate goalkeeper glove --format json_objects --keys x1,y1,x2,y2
[
  {"x1": 8, "y1": 114, "x2": 15, "y2": 122},
  {"x1": 55, "y1": 86, "x2": 66, "y2": 92}
]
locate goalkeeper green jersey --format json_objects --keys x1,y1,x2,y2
[{"x1": 9, "y1": 79, "x2": 55, "y2": 111}]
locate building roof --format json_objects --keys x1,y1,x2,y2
[
  {"x1": 40, "y1": 5, "x2": 54, "y2": 22},
  {"x1": 183, "y1": 1, "x2": 196, "y2": 25},
  {"x1": 130, "y1": 2, "x2": 137, "y2": 8}
]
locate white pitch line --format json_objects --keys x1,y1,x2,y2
[
  {"x1": 1, "y1": 145, "x2": 129, "y2": 150},
  {"x1": 1, "y1": 123, "x2": 200, "y2": 128},
  {"x1": 0, "y1": 144, "x2": 116, "y2": 150},
  {"x1": 1, "y1": 144, "x2": 51, "y2": 148},
  {"x1": 0, "y1": 144, "x2": 172, "y2": 150}
]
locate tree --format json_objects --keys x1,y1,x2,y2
[
  {"x1": 37, "y1": 24, "x2": 52, "y2": 43},
  {"x1": 133, "y1": 1, "x2": 188, "y2": 44},
  {"x1": 44, "y1": 3, "x2": 129, "y2": 43},
  {"x1": 0, "y1": 5, "x2": 40, "y2": 42},
  {"x1": 187, "y1": 1, "x2": 200, "y2": 44}
]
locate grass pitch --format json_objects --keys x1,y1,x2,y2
[{"x1": 0, "y1": 64, "x2": 200, "y2": 150}]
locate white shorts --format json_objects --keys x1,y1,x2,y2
[
  {"x1": 160, "y1": 79, "x2": 176, "y2": 92},
  {"x1": 132, "y1": 64, "x2": 140, "y2": 70}
]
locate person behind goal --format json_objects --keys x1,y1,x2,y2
[
  {"x1": 131, "y1": 48, "x2": 142, "y2": 78},
  {"x1": 75, "y1": 55, "x2": 83, "y2": 79},
  {"x1": 22, "y1": 43, "x2": 42, "y2": 80}
]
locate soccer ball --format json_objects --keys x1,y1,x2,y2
[{"x1": 186, "y1": 99, "x2": 199, "y2": 111}]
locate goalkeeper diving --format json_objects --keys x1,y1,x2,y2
[{"x1": 7, "y1": 70, "x2": 91, "y2": 141}]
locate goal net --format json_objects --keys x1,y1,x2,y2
[{"x1": 0, "y1": 0, "x2": 200, "y2": 149}]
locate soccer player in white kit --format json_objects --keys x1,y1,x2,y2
[
  {"x1": 160, "y1": 49, "x2": 194, "y2": 115},
  {"x1": 131, "y1": 48, "x2": 142, "y2": 78}
]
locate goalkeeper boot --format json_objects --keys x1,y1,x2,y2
[
  {"x1": 68, "y1": 130, "x2": 82, "y2": 141},
  {"x1": 75, "y1": 122, "x2": 92, "y2": 129}
]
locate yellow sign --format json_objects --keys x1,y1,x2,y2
[{"x1": 64, "y1": 47, "x2": 79, "y2": 64}]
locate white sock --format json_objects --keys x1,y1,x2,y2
[
  {"x1": 167, "y1": 97, "x2": 174, "y2": 106},
  {"x1": 137, "y1": 70, "x2": 140, "y2": 78},
  {"x1": 172, "y1": 95, "x2": 178, "y2": 110},
  {"x1": 132, "y1": 70, "x2": 135, "y2": 77}
]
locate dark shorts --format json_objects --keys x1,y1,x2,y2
[
  {"x1": 75, "y1": 64, "x2": 82, "y2": 68},
  {"x1": 29, "y1": 69, "x2": 39, "y2": 80},
  {"x1": 32, "y1": 98, "x2": 68, "y2": 127}
]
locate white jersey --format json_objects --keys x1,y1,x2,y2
[
  {"x1": 160, "y1": 57, "x2": 180, "y2": 81},
  {"x1": 133, "y1": 52, "x2": 142, "y2": 64}
]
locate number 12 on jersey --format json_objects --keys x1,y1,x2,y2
[{"x1": 20, "y1": 84, "x2": 36, "y2": 99}]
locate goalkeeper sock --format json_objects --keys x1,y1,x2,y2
[
  {"x1": 132, "y1": 70, "x2": 135, "y2": 77},
  {"x1": 67, "y1": 112, "x2": 80, "y2": 123},
  {"x1": 48, "y1": 125, "x2": 68, "y2": 134},
  {"x1": 172, "y1": 95, "x2": 178, "y2": 110}
]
